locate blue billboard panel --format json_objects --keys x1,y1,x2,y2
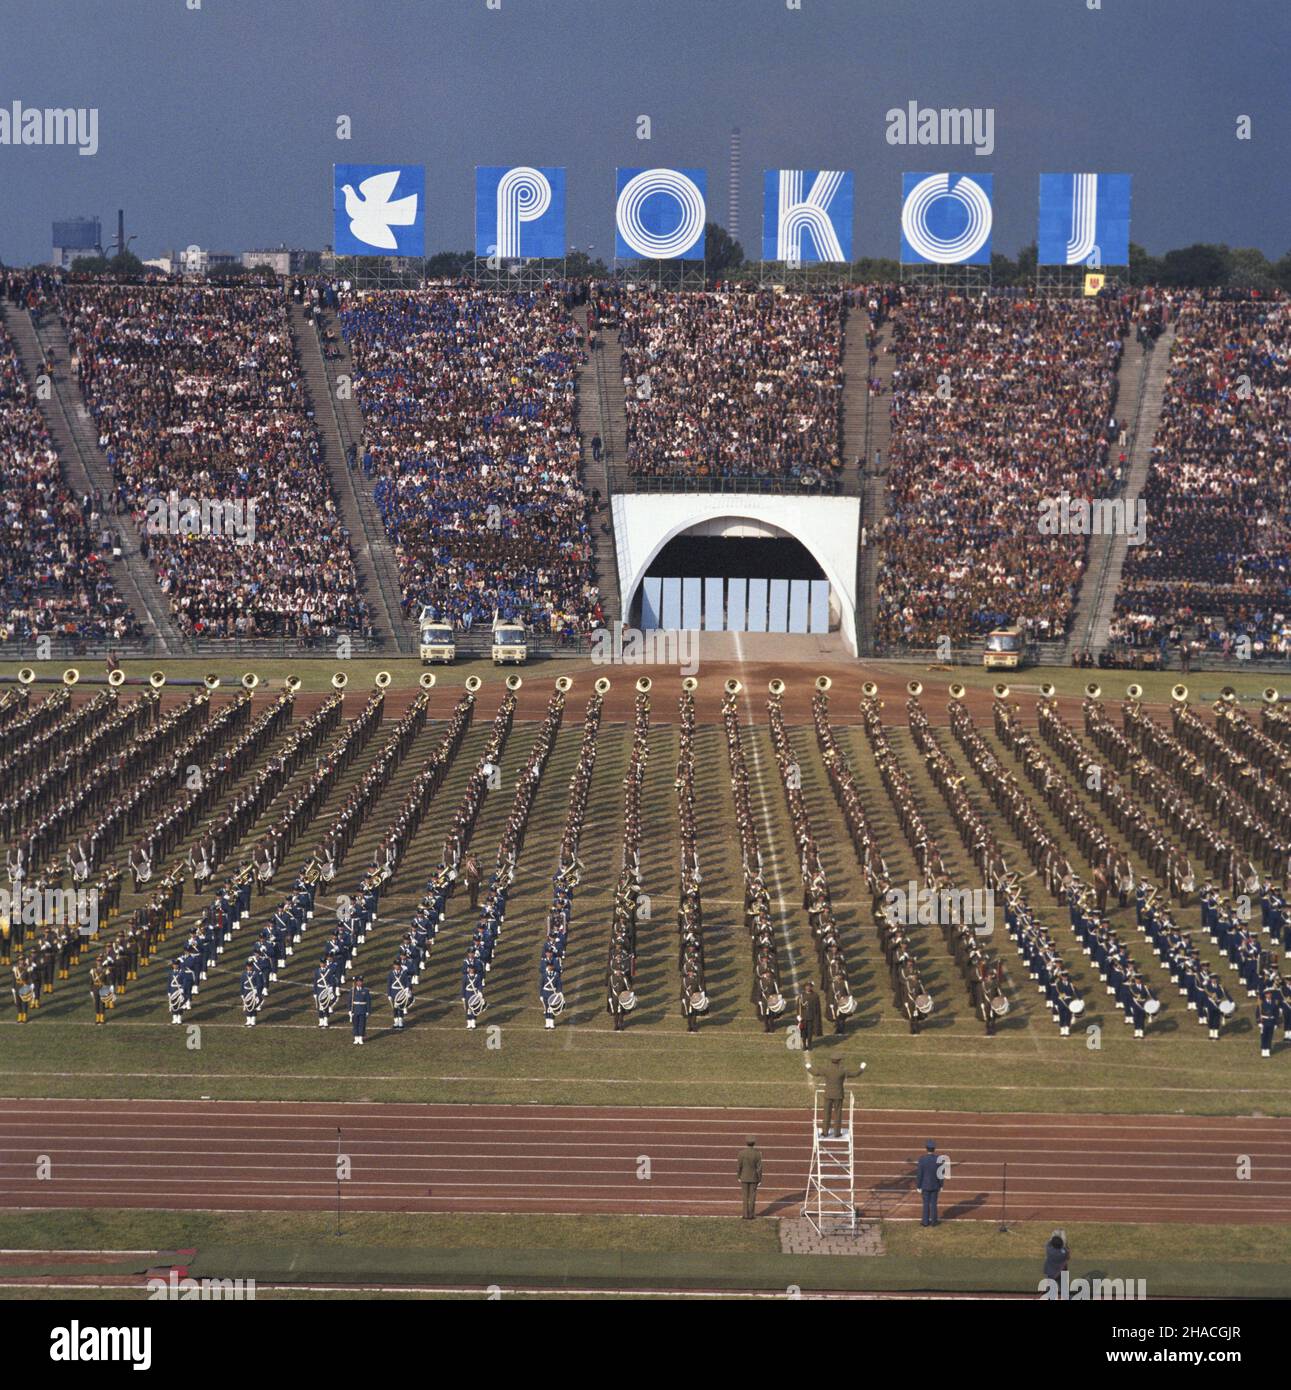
[
  {"x1": 615, "y1": 167, "x2": 706, "y2": 260},
  {"x1": 762, "y1": 169, "x2": 853, "y2": 263},
  {"x1": 900, "y1": 172, "x2": 993, "y2": 265},
  {"x1": 475, "y1": 166, "x2": 566, "y2": 259},
  {"x1": 1037, "y1": 173, "x2": 1132, "y2": 266},
  {"x1": 333, "y1": 164, "x2": 424, "y2": 257}
]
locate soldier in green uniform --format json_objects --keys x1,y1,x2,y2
[
  {"x1": 736, "y1": 1136, "x2": 763, "y2": 1219},
  {"x1": 808, "y1": 1054, "x2": 866, "y2": 1137}
]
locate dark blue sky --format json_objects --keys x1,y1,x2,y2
[{"x1": 2, "y1": 0, "x2": 1287, "y2": 266}]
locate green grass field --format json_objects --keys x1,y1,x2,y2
[{"x1": 3, "y1": 669, "x2": 1287, "y2": 1116}]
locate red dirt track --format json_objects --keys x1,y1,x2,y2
[{"x1": 3, "y1": 1099, "x2": 1289, "y2": 1224}]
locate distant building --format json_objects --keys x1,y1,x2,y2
[
  {"x1": 178, "y1": 246, "x2": 238, "y2": 275},
  {"x1": 242, "y1": 246, "x2": 315, "y2": 276},
  {"x1": 52, "y1": 215, "x2": 101, "y2": 269}
]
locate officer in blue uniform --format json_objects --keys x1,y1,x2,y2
[
  {"x1": 1258, "y1": 988, "x2": 1278, "y2": 1058},
  {"x1": 350, "y1": 974, "x2": 372, "y2": 1045},
  {"x1": 916, "y1": 1139, "x2": 944, "y2": 1227}
]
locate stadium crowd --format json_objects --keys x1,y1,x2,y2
[
  {"x1": 339, "y1": 287, "x2": 602, "y2": 640},
  {"x1": 1113, "y1": 294, "x2": 1291, "y2": 662},
  {"x1": 0, "y1": 316, "x2": 136, "y2": 648},
  {"x1": 616, "y1": 284, "x2": 845, "y2": 486},
  {"x1": 875, "y1": 290, "x2": 1129, "y2": 648},
  {"x1": 60, "y1": 284, "x2": 370, "y2": 641}
]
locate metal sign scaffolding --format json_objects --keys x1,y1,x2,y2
[{"x1": 801, "y1": 1086, "x2": 857, "y2": 1236}]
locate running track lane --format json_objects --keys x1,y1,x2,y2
[{"x1": 2, "y1": 1100, "x2": 1290, "y2": 1224}]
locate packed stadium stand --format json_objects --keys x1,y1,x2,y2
[
  {"x1": 337, "y1": 286, "x2": 603, "y2": 640},
  {"x1": 1112, "y1": 294, "x2": 1291, "y2": 661},
  {"x1": 58, "y1": 285, "x2": 371, "y2": 642},
  {"x1": 874, "y1": 290, "x2": 1129, "y2": 649},
  {"x1": 615, "y1": 284, "x2": 846, "y2": 488},
  {"x1": 0, "y1": 312, "x2": 137, "y2": 648}
]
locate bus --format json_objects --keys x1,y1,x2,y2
[
  {"x1": 491, "y1": 617, "x2": 528, "y2": 665},
  {"x1": 983, "y1": 626, "x2": 1025, "y2": 671}
]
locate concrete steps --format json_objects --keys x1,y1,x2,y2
[
  {"x1": 1069, "y1": 324, "x2": 1177, "y2": 657},
  {"x1": 294, "y1": 304, "x2": 414, "y2": 655},
  {"x1": 574, "y1": 306, "x2": 621, "y2": 624},
  {"x1": 1, "y1": 301, "x2": 185, "y2": 654},
  {"x1": 855, "y1": 323, "x2": 898, "y2": 655}
]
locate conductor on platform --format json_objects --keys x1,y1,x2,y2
[
  {"x1": 916, "y1": 1140, "x2": 944, "y2": 1227},
  {"x1": 807, "y1": 1054, "x2": 865, "y2": 1137}
]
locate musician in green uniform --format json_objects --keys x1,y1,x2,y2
[
  {"x1": 736, "y1": 1137, "x2": 763, "y2": 1220},
  {"x1": 808, "y1": 1054, "x2": 865, "y2": 1137}
]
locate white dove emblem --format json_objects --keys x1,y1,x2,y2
[{"x1": 341, "y1": 170, "x2": 418, "y2": 250}]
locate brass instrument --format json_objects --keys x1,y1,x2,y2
[
  {"x1": 556, "y1": 675, "x2": 574, "y2": 693},
  {"x1": 724, "y1": 677, "x2": 743, "y2": 696},
  {"x1": 241, "y1": 672, "x2": 259, "y2": 691},
  {"x1": 374, "y1": 670, "x2": 392, "y2": 689},
  {"x1": 906, "y1": 679, "x2": 923, "y2": 697},
  {"x1": 149, "y1": 670, "x2": 167, "y2": 689},
  {"x1": 861, "y1": 680, "x2": 879, "y2": 698},
  {"x1": 505, "y1": 674, "x2": 523, "y2": 692},
  {"x1": 330, "y1": 672, "x2": 348, "y2": 691},
  {"x1": 62, "y1": 667, "x2": 80, "y2": 686},
  {"x1": 419, "y1": 672, "x2": 436, "y2": 690},
  {"x1": 768, "y1": 678, "x2": 785, "y2": 696},
  {"x1": 992, "y1": 683, "x2": 1010, "y2": 700},
  {"x1": 635, "y1": 676, "x2": 652, "y2": 694},
  {"x1": 107, "y1": 669, "x2": 126, "y2": 688},
  {"x1": 284, "y1": 675, "x2": 302, "y2": 693},
  {"x1": 1085, "y1": 682, "x2": 1102, "y2": 700},
  {"x1": 202, "y1": 673, "x2": 221, "y2": 691},
  {"x1": 681, "y1": 676, "x2": 698, "y2": 693},
  {"x1": 1170, "y1": 684, "x2": 1188, "y2": 704},
  {"x1": 1219, "y1": 685, "x2": 1237, "y2": 704},
  {"x1": 464, "y1": 675, "x2": 482, "y2": 693},
  {"x1": 17, "y1": 668, "x2": 35, "y2": 685},
  {"x1": 949, "y1": 682, "x2": 966, "y2": 700},
  {"x1": 594, "y1": 677, "x2": 611, "y2": 694},
  {"x1": 1126, "y1": 683, "x2": 1143, "y2": 701},
  {"x1": 1263, "y1": 687, "x2": 1280, "y2": 705},
  {"x1": 814, "y1": 675, "x2": 832, "y2": 692},
  {"x1": 1039, "y1": 682, "x2": 1056, "y2": 699}
]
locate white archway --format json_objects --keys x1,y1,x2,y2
[{"x1": 611, "y1": 493, "x2": 860, "y2": 654}]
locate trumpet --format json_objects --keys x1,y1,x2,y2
[
  {"x1": 768, "y1": 678, "x2": 785, "y2": 696},
  {"x1": 330, "y1": 672, "x2": 348, "y2": 690},
  {"x1": 1084, "y1": 682, "x2": 1102, "y2": 700},
  {"x1": 62, "y1": 667, "x2": 80, "y2": 686},
  {"x1": 107, "y1": 669, "x2": 126, "y2": 688},
  {"x1": 1126, "y1": 683, "x2": 1143, "y2": 701},
  {"x1": 374, "y1": 670, "x2": 392, "y2": 689},
  {"x1": 202, "y1": 673, "x2": 221, "y2": 691},
  {"x1": 815, "y1": 675, "x2": 832, "y2": 692},
  {"x1": 906, "y1": 679, "x2": 923, "y2": 697},
  {"x1": 1039, "y1": 682, "x2": 1056, "y2": 699},
  {"x1": 948, "y1": 682, "x2": 966, "y2": 700},
  {"x1": 594, "y1": 676, "x2": 611, "y2": 694},
  {"x1": 1264, "y1": 687, "x2": 1280, "y2": 705},
  {"x1": 724, "y1": 677, "x2": 743, "y2": 696},
  {"x1": 241, "y1": 672, "x2": 259, "y2": 691},
  {"x1": 635, "y1": 676, "x2": 652, "y2": 694},
  {"x1": 861, "y1": 680, "x2": 878, "y2": 698},
  {"x1": 992, "y1": 683, "x2": 1010, "y2": 700},
  {"x1": 1170, "y1": 683, "x2": 1188, "y2": 704},
  {"x1": 556, "y1": 675, "x2": 573, "y2": 693},
  {"x1": 419, "y1": 672, "x2": 436, "y2": 690},
  {"x1": 284, "y1": 675, "x2": 302, "y2": 693},
  {"x1": 681, "y1": 676, "x2": 698, "y2": 692},
  {"x1": 505, "y1": 674, "x2": 523, "y2": 692},
  {"x1": 149, "y1": 670, "x2": 167, "y2": 689},
  {"x1": 465, "y1": 675, "x2": 482, "y2": 693}
]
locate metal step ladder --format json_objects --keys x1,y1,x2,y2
[{"x1": 801, "y1": 1087, "x2": 856, "y2": 1236}]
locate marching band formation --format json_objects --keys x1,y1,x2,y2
[{"x1": 1, "y1": 662, "x2": 1288, "y2": 1067}]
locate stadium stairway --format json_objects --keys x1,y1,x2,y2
[
  {"x1": 851, "y1": 316, "x2": 897, "y2": 656},
  {"x1": 290, "y1": 304, "x2": 413, "y2": 655},
  {"x1": 1068, "y1": 323, "x2": 1177, "y2": 658},
  {"x1": 602, "y1": 326, "x2": 630, "y2": 495},
  {"x1": 575, "y1": 307, "x2": 622, "y2": 624},
  {"x1": 0, "y1": 301, "x2": 185, "y2": 655}
]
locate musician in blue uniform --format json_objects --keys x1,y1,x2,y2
[
  {"x1": 462, "y1": 956, "x2": 486, "y2": 1029},
  {"x1": 350, "y1": 974, "x2": 372, "y2": 1045},
  {"x1": 314, "y1": 959, "x2": 340, "y2": 1028},
  {"x1": 539, "y1": 958, "x2": 563, "y2": 1028},
  {"x1": 166, "y1": 957, "x2": 194, "y2": 1024},
  {"x1": 916, "y1": 1140, "x2": 944, "y2": 1227},
  {"x1": 387, "y1": 961, "x2": 412, "y2": 1030},
  {"x1": 1258, "y1": 988, "x2": 1278, "y2": 1058}
]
